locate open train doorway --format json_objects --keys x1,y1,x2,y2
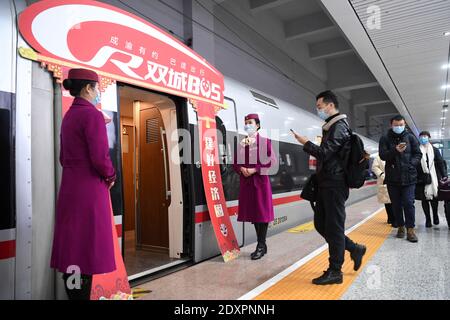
[{"x1": 118, "y1": 85, "x2": 191, "y2": 280}]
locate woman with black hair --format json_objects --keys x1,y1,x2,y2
[{"x1": 50, "y1": 68, "x2": 116, "y2": 300}]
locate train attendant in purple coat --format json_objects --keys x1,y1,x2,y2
[
  {"x1": 233, "y1": 113, "x2": 277, "y2": 260},
  {"x1": 50, "y1": 68, "x2": 116, "y2": 300}
]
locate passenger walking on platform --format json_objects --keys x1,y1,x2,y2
[
  {"x1": 379, "y1": 115, "x2": 422, "y2": 242},
  {"x1": 415, "y1": 131, "x2": 446, "y2": 227},
  {"x1": 292, "y1": 91, "x2": 366, "y2": 285},
  {"x1": 442, "y1": 160, "x2": 450, "y2": 230},
  {"x1": 233, "y1": 114, "x2": 276, "y2": 260},
  {"x1": 50, "y1": 69, "x2": 116, "y2": 300},
  {"x1": 371, "y1": 155, "x2": 396, "y2": 226}
]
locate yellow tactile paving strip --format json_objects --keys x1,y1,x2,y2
[{"x1": 255, "y1": 210, "x2": 391, "y2": 300}]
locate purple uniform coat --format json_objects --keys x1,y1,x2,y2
[
  {"x1": 50, "y1": 97, "x2": 116, "y2": 275},
  {"x1": 233, "y1": 134, "x2": 276, "y2": 223}
]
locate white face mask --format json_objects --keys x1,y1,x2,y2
[
  {"x1": 92, "y1": 87, "x2": 101, "y2": 106},
  {"x1": 244, "y1": 124, "x2": 257, "y2": 136}
]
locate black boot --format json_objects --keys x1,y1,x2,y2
[
  {"x1": 250, "y1": 243, "x2": 267, "y2": 258},
  {"x1": 312, "y1": 269, "x2": 343, "y2": 285},
  {"x1": 350, "y1": 244, "x2": 367, "y2": 271},
  {"x1": 431, "y1": 200, "x2": 439, "y2": 225},
  {"x1": 423, "y1": 201, "x2": 432, "y2": 228},
  {"x1": 433, "y1": 213, "x2": 440, "y2": 225},
  {"x1": 251, "y1": 223, "x2": 268, "y2": 260},
  {"x1": 424, "y1": 212, "x2": 432, "y2": 228},
  {"x1": 251, "y1": 224, "x2": 260, "y2": 258},
  {"x1": 251, "y1": 243, "x2": 266, "y2": 260}
]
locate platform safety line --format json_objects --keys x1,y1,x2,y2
[{"x1": 238, "y1": 206, "x2": 385, "y2": 300}]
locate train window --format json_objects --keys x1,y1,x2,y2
[
  {"x1": 271, "y1": 140, "x2": 313, "y2": 194},
  {"x1": 215, "y1": 113, "x2": 240, "y2": 202},
  {"x1": 0, "y1": 107, "x2": 12, "y2": 230}
]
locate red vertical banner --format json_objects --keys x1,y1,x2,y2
[
  {"x1": 195, "y1": 100, "x2": 240, "y2": 262},
  {"x1": 90, "y1": 199, "x2": 131, "y2": 300}
]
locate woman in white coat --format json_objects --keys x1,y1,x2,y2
[
  {"x1": 415, "y1": 131, "x2": 446, "y2": 227},
  {"x1": 372, "y1": 155, "x2": 396, "y2": 226}
]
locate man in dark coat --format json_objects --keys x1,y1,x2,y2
[
  {"x1": 379, "y1": 115, "x2": 422, "y2": 242},
  {"x1": 293, "y1": 90, "x2": 366, "y2": 285}
]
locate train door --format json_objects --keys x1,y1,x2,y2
[
  {"x1": 118, "y1": 85, "x2": 190, "y2": 280},
  {"x1": 139, "y1": 106, "x2": 169, "y2": 249}
]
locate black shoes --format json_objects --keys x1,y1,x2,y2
[
  {"x1": 251, "y1": 243, "x2": 267, "y2": 260},
  {"x1": 425, "y1": 220, "x2": 432, "y2": 228},
  {"x1": 350, "y1": 244, "x2": 367, "y2": 271},
  {"x1": 312, "y1": 269, "x2": 343, "y2": 285},
  {"x1": 311, "y1": 243, "x2": 366, "y2": 285}
]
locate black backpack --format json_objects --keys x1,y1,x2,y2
[{"x1": 341, "y1": 130, "x2": 370, "y2": 188}]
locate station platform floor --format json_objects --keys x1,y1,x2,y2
[{"x1": 135, "y1": 196, "x2": 450, "y2": 300}]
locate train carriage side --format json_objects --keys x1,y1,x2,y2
[{"x1": 191, "y1": 77, "x2": 379, "y2": 262}]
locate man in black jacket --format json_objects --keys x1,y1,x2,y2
[
  {"x1": 379, "y1": 115, "x2": 422, "y2": 242},
  {"x1": 293, "y1": 91, "x2": 366, "y2": 285}
]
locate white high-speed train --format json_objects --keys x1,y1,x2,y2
[{"x1": 0, "y1": 0, "x2": 378, "y2": 299}]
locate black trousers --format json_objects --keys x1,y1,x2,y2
[
  {"x1": 315, "y1": 186, "x2": 357, "y2": 271},
  {"x1": 421, "y1": 199, "x2": 439, "y2": 222},
  {"x1": 387, "y1": 184, "x2": 416, "y2": 228},
  {"x1": 385, "y1": 203, "x2": 396, "y2": 226},
  {"x1": 62, "y1": 273, "x2": 93, "y2": 300},
  {"x1": 444, "y1": 201, "x2": 450, "y2": 227}
]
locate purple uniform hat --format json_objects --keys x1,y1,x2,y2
[
  {"x1": 67, "y1": 68, "x2": 99, "y2": 82},
  {"x1": 245, "y1": 113, "x2": 259, "y2": 121}
]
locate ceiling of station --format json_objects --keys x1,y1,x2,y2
[
  {"x1": 349, "y1": 0, "x2": 450, "y2": 139},
  {"x1": 218, "y1": 0, "x2": 400, "y2": 140}
]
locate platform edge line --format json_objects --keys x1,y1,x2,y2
[{"x1": 237, "y1": 206, "x2": 384, "y2": 300}]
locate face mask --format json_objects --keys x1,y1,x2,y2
[
  {"x1": 419, "y1": 136, "x2": 429, "y2": 145},
  {"x1": 244, "y1": 124, "x2": 257, "y2": 135},
  {"x1": 317, "y1": 108, "x2": 329, "y2": 121},
  {"x1": 392, "y1": 125, "x2": 405, "y2": 134},
  {"x1": 92, "y1": 88, "x2": 101, "y2": 106}
]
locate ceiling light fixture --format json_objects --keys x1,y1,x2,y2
[{"x1": 445, "y1": 31, "x2": 450, "y2": 37}]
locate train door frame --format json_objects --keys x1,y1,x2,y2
[{"x1": 116, "y1": 82, "x2": 196, "y2": 278}]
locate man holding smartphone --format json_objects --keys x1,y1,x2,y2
[
  {"x1": 292, "y1": 91, "x2": 367, "y2": 285},
  {"x1": 379, "y1": 115, "x2": 422, "y2": 242}
]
